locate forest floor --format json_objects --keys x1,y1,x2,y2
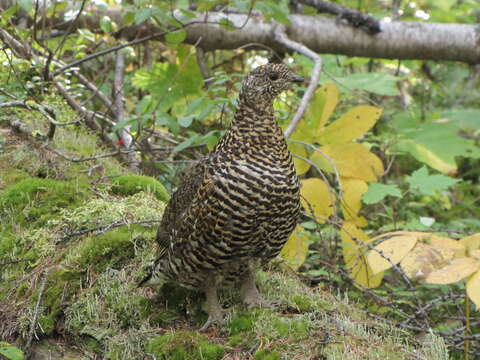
[{"x1": 0, "y1": 112, "x2": 449, "y2": 359}]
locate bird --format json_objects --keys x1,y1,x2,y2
[{"x1": 140, "y1": 63, "x2": 303, "y2": 329}]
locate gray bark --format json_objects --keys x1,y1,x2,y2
[{"x1": 184, "y1": 13, "x2": 480, "y2": 63}]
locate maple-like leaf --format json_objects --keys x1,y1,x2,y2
[{"x1": 406, "y1": 166, "x2": 459, "y2": 196}]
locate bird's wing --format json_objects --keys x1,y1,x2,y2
[{"x1": 155, "y1": 160, "x2": 207, "y2": 256}]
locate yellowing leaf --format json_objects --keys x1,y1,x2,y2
[
  {"x1": 471, "y1": 250, "x2": 480, "y2": 260},
  {"x1": 341, "y1": 222, "x2": 370, "y2": 263},
  {"x1": 459, "y1": 233, "x2": 480, "y2": 257},
  {"x1": 400, "y1": 243, "x2": 453, "y2": 279},
  {"x1": 409, "y1": 141, "x2": 457, "y2": 175},
  {"x1": 348, "y1": 255, "x2": 384, "y2": 289},
  {"x1": 305, "y1": 82, "x2": 339, "y2": 134},
  {"x1": 341, "y1": 179, "x2": 368, "y2": 227},
  {"x1": 288, "y1": 141, "x2": 311, "y2": 175},
  {"x1": 428, "y1": 235, "x2": 465, "y2": 259},
  {"x1": 340, "y1": 223, "x2": 382, "y2": 288},
  {"x1": 300, "y1": 178, "x2": 334, "y2": 222},
  {"x1": 466, "y1": 269, "x2": 480, "y2": 308},
  {"x1": 280, "y1": 225, "x2": 309, "y2": 270},
  {"x1": 367, "y1": 235, "x2": 418, "y2": 275},
  {"x1": 316, "y1": 106, "x2": 382, "y2": 145},
  {"x1": 311, "y1": 143, "x2": 384, "y2": 181},
  {"x1": 426, "y1": 258, "x2": 480, "y2": 284}
]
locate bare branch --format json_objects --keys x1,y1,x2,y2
[{"x1": 274, "y1": 25, "x2": 322, "y2": 138}]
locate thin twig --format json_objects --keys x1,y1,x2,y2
[
  {"x1": 274, "y1": 24, "x2": 322, "y2": 138},
  {"x1": 59, "y1": 219, "x2": 161, "y2": 242},
  {"x1": 25, "y1": 269, "x2": 50, "y2": 352}
]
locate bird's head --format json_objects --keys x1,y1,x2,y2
[{"x1": 239, "y1": 63, "x2": 304, "y2": 106}]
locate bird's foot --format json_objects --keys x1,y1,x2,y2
[{"x1": 199, "y1": 309, "x2": 227, "y2": 331}]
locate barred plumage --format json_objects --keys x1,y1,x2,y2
[{"x1": 141, "y1": 63, "x2": 303, "y2": 328}]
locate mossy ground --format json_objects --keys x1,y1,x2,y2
[{"x1": 0, "y1": 111, "x2": 449, "y2": 359}]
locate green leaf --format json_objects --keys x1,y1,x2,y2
[
  {"x1": 135, "y1": 8, "x2": 153, "y2": 24},
  {"x1": 178, "y1": 115, "x2": 195, "y2": 127},
  {"x1": 174, "y1": 134, "x2": 200, "y2": 152},
  {"x1": 255, "y1": 1, "x2": 291, "y2": 25},
  {"x1": 362, "y1": 182, "x2": 402, "y2": 204},
  {"x1": 197, "y1": 0, "x2": 224, "y2": 11},
  {"x1": 396, "y1": 121, "x2": 480, "y2": 175},
  {"x1": 179, "y1": 9, "x2": 197, "y2": 19},
  {"x1": 219, "y1": 17, "x2": 236, "y2": 30},
  {"x1": 0, "y1": 343, "x2": 24, "y2": 360},
  {"x1": 99, "y1": 16, "x2": 114, "y2": 33},
  {"x1": 442, "y1": 108, "x2": 480, "y2": 131},
  {"x1": 406, "y1": 166, "x2": 459, "y2": 196},
  {"x1": 165, "y1": 29, "x2": 187, "y2": 44},
  {"x1": 337, "y1": 73, "x2": 400, "y2": 96},
  {"x1": 0, "y1": 5, "x2": 20, "y2": 24},
  {"x1": 123, "y1": 12, "x2": 136, "y2": 25}
]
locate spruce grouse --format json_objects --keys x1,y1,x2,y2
[{"x1": 141, "y1": 63, "x2": 303, "y2": 328}]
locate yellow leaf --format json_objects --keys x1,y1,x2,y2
[
  {"x1": 400, "y1": 243, "x2": 453, "y2": 279},
  {"x1": 471, "y1": 250, "x2": 480, "y2": 260},
  {"x1": 305, "y1": 82, "x2": 339, "y2": 134},
  {"x1": 348, "y1": 255, "x2": 384, "y2": 288},
  {"x1": 367, "y1": 235, "x2": 418, "y2": 275},
  {"x1": 466, "y1": 269, "x2": 480, "y2": 308},
  {"x1": 288, "y1": 141, "x2": 311, "y2": 175},
  {"x1": 280, "y1": 225, "x2": 309, "y2": 270},
  {"x1": 300, "y1": 178, "x2": 334, "y2": 223},
  {"x1": 459, "y1": 233, "x2": 480, "y2": 257},
  {"x1": 428, "y1": 235, "x2": 465, "y2": 259},
  {"x1": 340, "y1": 223, "x2": 383, "y2": 288},
  {"x1": 316, "y1": 106, "x2": 382, "y2": 145},
  {"x1": 341, "y1": 179, "x2": 368, "y2": 227},
  {"x1": 426, "y1": 258, "x2": 480, "y2": 284},
  {"x1": 341, "y1": 222, "x2": 370, "y2": 264},
  {"x1": 311, "y1": 143, "x2": 384, "y2": 181}
]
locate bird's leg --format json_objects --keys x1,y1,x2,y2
[
  {"x1": 240, "y1": 266, "x2": 270, "y2": 308},
  {"x1": 200, "y1": 275, "x2": 224, "y2": 331}
]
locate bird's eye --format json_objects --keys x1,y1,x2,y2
[{"x1": 269, "y1": 73, "x2": 279, "y2": 81}]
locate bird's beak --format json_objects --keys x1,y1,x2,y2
[{"x1": 292, "y1": 75, "x2": 304, "y2": 83}]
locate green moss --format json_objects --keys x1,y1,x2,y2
[
  {"x1": 254, "y1": 349, "x2": 281, "y2": 360},
  {"x1": 228, "y1": 312, "x2": 256, "y2": 336},
  {"x1": 38, "y1": 315, "x2": 56, "y2": 334},
  {"x1": 146, "y1": 331, "x2": 225, "y2": 360},
  {"x1": 76, "y1": 227, "x2": 139, "y2": 272},
  {"x1": 0, "y1": 178, "x2": 88, "y2": 225},
  {"x1": 292, "y1": 295, "x2": 314, "y2": 313},
  {"x1": 110, "y1": 175, "x2": 170, "y2": 202}
]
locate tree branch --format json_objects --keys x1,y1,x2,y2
[
  {"x1": 274, "y1": 25, "x2": 322, "y2": 138},
  {"x1": 298, "y1": 0, "x2": 381, "y2": 35}
]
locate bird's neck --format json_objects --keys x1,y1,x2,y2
[{"x1": 214, "y1": 97, "x2": 288, "y2": 156}]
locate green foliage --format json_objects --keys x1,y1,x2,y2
[
  {"x1": 336, "y1": 72, "x2": 400, "y2": 96},
  {"x1": 0, "y1": 342, "x2": 24, "y2": 360},
  {"x1": 254, "y1": 349, "x2": 281, "y2": 360},
  {"x1": 362, "y1": 182, "x2": 402, "y2": 204},
  {"x1": 110, "y1": 174, "x2": 170, "y2": 202},
  {"x1": 406, "y1": 166, "x2": 459, "y2": 196}
]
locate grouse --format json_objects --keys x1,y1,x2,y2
[{"x1": 140, "y1": 63, "x2": 303, "y2": 329}]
